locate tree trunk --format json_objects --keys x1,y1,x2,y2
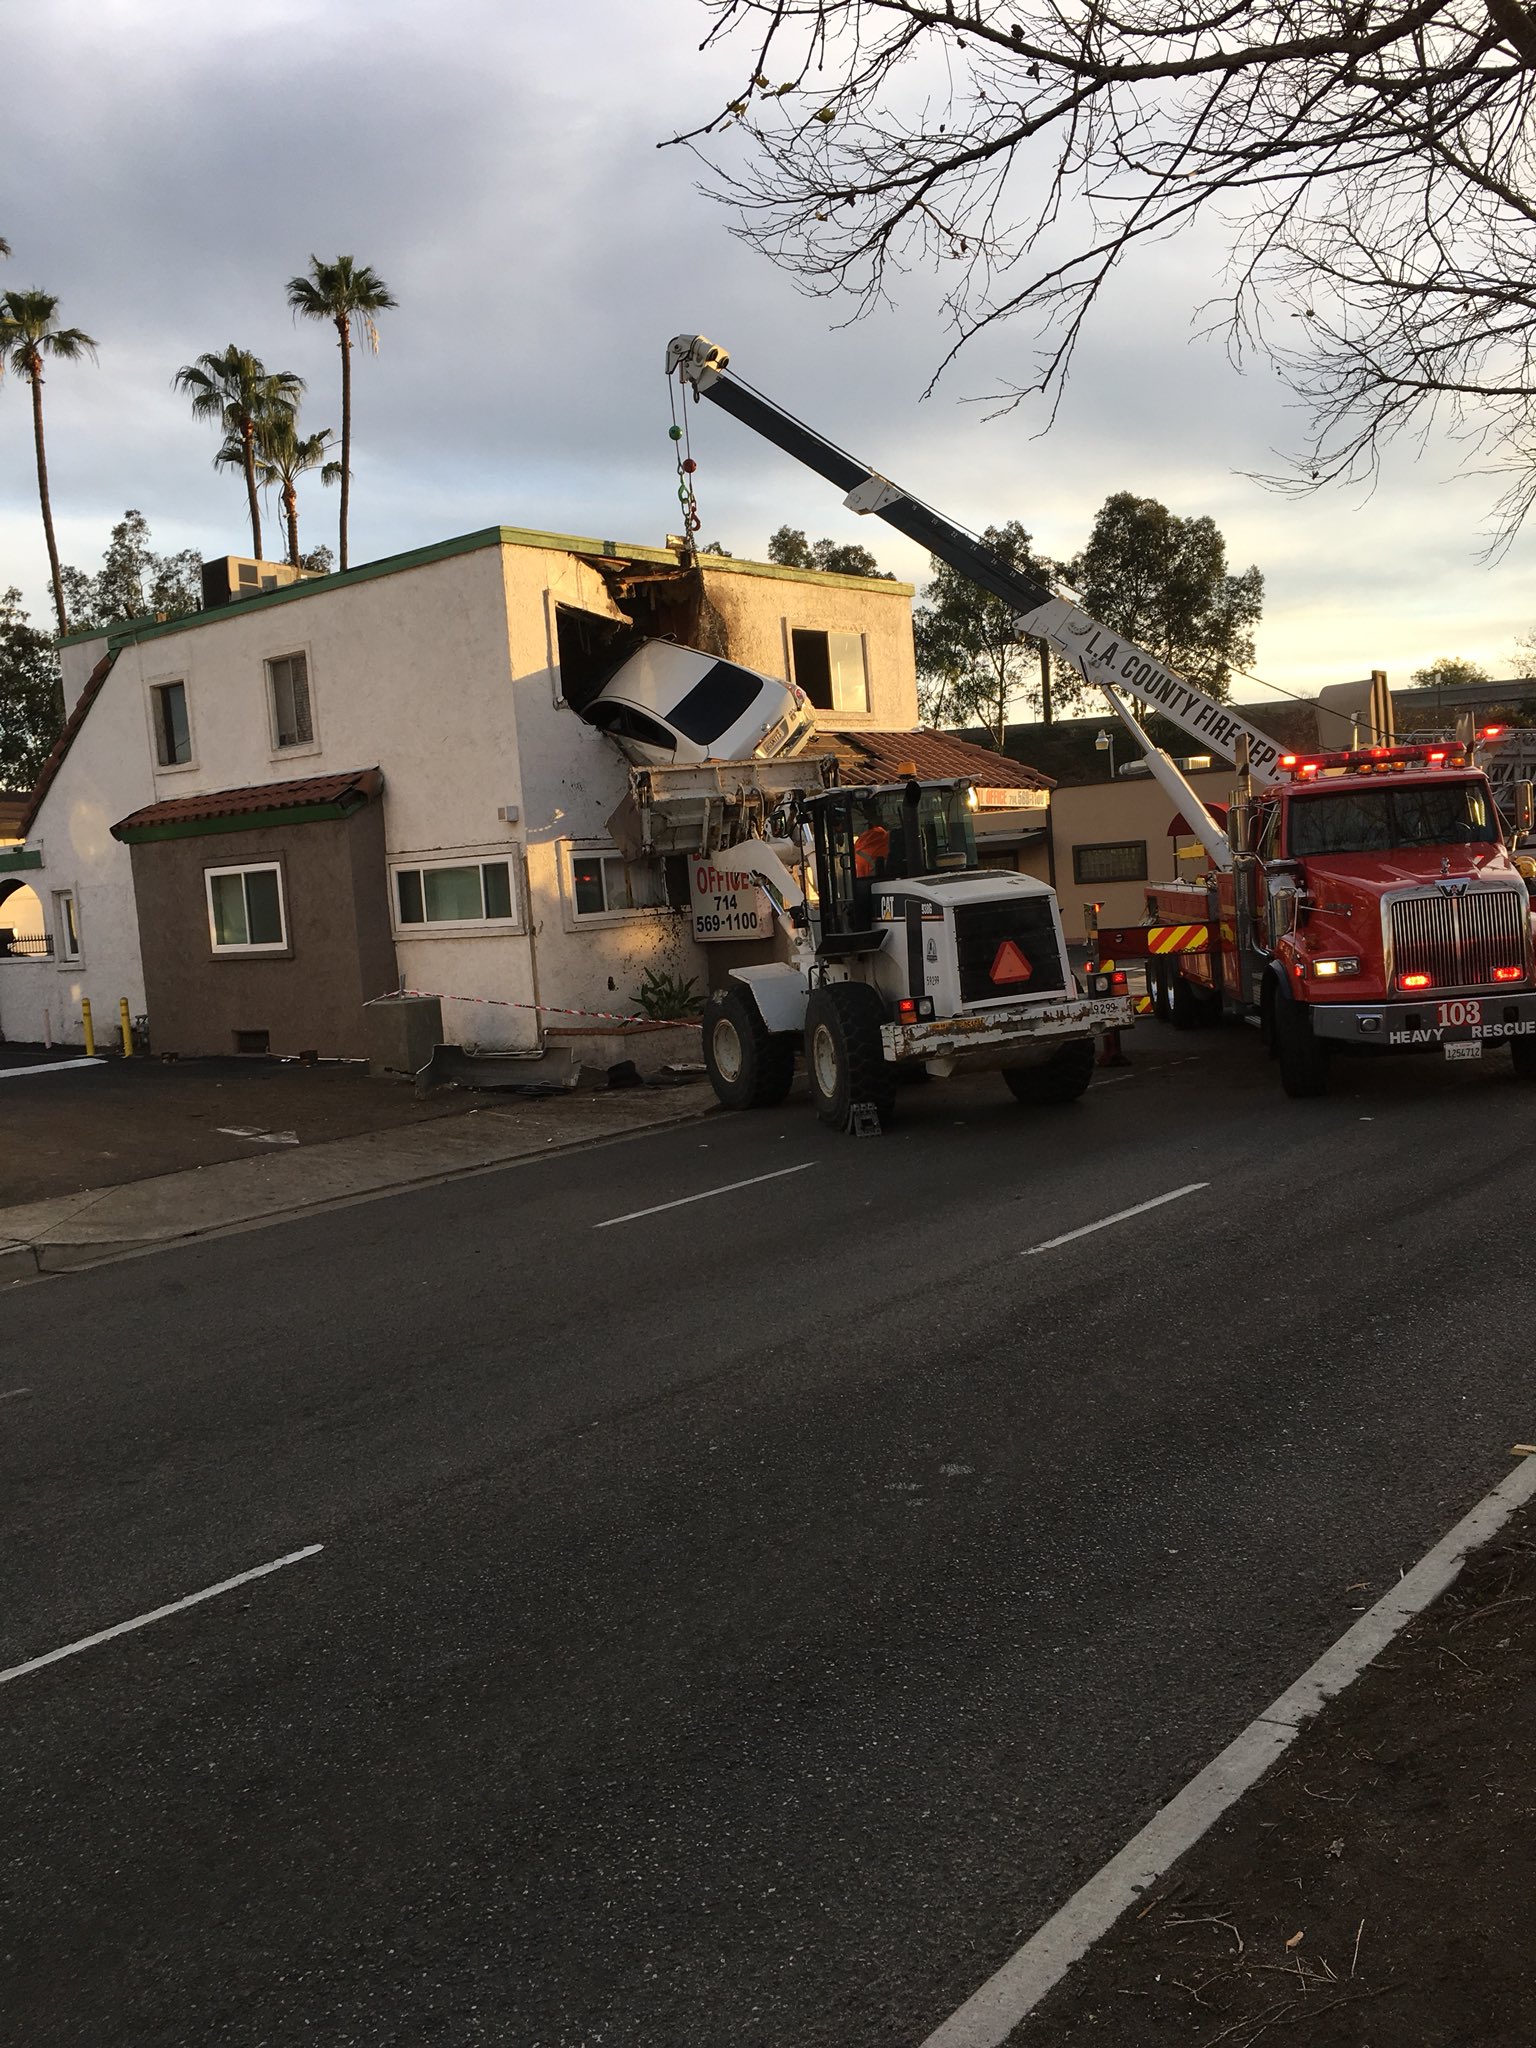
[
  {"x1": 337, "y1": 314, "x2": 352, "y2": 572},
  {"x1": 1040, "y1": 642, "x2": 1053, "y2": 726},
  {"x1": 285, "y1": 482, "x2": 300, "y2": 568},
  {"x1": 30, "y1": 363, "x2": 68, "y2": 642},
  {"x1": 242, "y1": 417, "x2": 263, "y2": 560}
]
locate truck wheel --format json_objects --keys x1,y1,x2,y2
[
  {"x1": 1149, "y1": 960, "x2": 1173, "y2": 1023},
  {"x1": 804, "y1": 982, "x2": 895, "y2": 1130},
  {"x1": 1170, "y1": 970, "x2": 1220, "y2": 1030},
  {"x1": 1002, "y1": 1037, "x2": 1096, "y2": 1106},
  {"x1": 1274, "y1": 991, "x2": 1331, "y2": 1098},
  {"x1": 701, "y1": 988, "x2": 796, "y2": 1110},
  {"x1": 1511, "y1": 1037, "x2": 1536, "y2": 1081}
]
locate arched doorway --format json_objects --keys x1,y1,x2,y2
[{"x1": 0, "y1": 878, "x2": 46, "y2": 956}]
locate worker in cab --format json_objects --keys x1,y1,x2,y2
[{"x1": 854, "y1": 821, "x2": 890, "y2": 877}]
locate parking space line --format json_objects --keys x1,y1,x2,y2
[
  {"x1": 1023, "y1": 1182, "x2": 1209, "y2": 1255},
  {"x1": 0, "y1": 1544, "x2": 324, "y2": 1687},
  {"x1": 594, "y1": 1161, "x2": 816, "y2": 1229},
  {"x1": 0, "y1": 1058, "x2": 106, "y2": 1081}
]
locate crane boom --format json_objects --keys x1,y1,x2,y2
[{"x1": 666, "y1": 334, "x2": 1283, "y2": 792}]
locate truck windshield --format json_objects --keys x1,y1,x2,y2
[{"x1": 1287, "y1": 781, "x2": 1499, "y2": 857}]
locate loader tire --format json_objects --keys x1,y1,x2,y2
[
  {"x1": 804, "y1": 982, "x2": 895, "y2": 1131},
  {"x1": 1002, "y1": 1036, "x2": 1097, "y2": 1106},
  {"x1": 702, "y1": 988, "x2": 796, "y2": 1110},
  {"x1": 1274, "y1": 987, "x2": 1331, "y2": 1098}
]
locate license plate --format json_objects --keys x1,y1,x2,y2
[{"x1": 1445, "y1": 1041, "x2": 1482, "y2": 1060}]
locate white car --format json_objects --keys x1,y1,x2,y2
[{"x1": 586, "y1": 642, "x2": 816, "y2": 766}]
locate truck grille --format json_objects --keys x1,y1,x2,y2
[
  {"x1": 954, "y1": 898, "x2": 1068, "y2": 1005},
  {"x1": 1389, "y1": 887, "x2": 1530, "y2": 989}
]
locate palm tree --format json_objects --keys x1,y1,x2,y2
[
  {"x1": 174, "y1": 347, "x2": 305, "y2": 561},
  {"x1": 285, "y1": 256, "x2": 396, "y2": 571},
  {"x1": 0, "y1": 290, "x2": 98, "y2": 635},
  {"x1": 221, "y1": 417, "x2": 338, "y2": 568}
]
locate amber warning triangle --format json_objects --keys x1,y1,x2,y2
[{"x1": 989, "y1": 939, "x2": 1034, "y2": 984}]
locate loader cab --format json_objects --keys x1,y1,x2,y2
[{"x1": 806, "y1": 780, "x2": 978, "y2": 938}]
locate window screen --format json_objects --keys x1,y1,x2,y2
[
  {"x1": 1073, "y1": 841, "x2": 1148, "y2": 885},
  {"x1": 395, "y1": 861, "x2": 517, "y2": 925}
]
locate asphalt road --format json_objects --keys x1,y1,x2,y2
[{"x1": 4, "y1": 1023, "x2": 1534, "y2": 2046}]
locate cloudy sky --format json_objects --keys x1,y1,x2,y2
[{"x1": 4, "y1": 0, "x2": 1533, "y2": 701}]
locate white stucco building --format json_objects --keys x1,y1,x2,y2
[{"x1": 0, "y1": 523, "x2": 1046, "y2": 1059}]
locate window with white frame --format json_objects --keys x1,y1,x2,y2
[
  {"x1": 565, "y1": 844, "x2": 672, "y2": 920},
  {"x1": 266, "y1": 652, "x2": 314, "y2": 748},
  {"x1": 150, "y1": 679, "x2": 192, "y2": 766},
  {"x1": 392, "y1": 857, "x2": 520, "y2": 932},
  {"x1": 790, "y1": 628, "x2": 870, "y2": 715},
  {"x1": 206, "y1": 863, "x2": 287, "y2": 952},
  {"x1": 52, "y1": 890, "x2": 80, "y2": 962}
]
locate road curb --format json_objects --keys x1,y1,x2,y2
[
  {"x1": 10, "y1": 1097, "x2": 717, "y2": 1280},
  {"x1": 919, "y1": 1447, "x2": 1536, "y2": 2047}
]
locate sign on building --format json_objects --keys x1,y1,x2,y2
[{"x1": 688, "y1": 858, "x2": 775, "y2": 942}]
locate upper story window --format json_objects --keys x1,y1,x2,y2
[
  {"x1": 266, "y1": 652, "x2": 314, "y2": 749},
  {"x1": 562, "y1": 842, "x2": 682, "y2": 925},
  {"x1": 151, "y1": 680, "x2": 191, "y2": 766},
  {"x1": 790, "y1": 628, "x2": 870, "y2": 715}
]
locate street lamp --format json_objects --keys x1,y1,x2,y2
[{"x1": 1095, "y1": 727, "x2": 1116, "y2": 778}]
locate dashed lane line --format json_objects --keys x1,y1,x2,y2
[
  {"x1": 594, "y1": 1161, "x2": 817, "y2": 1229},
  {"x1": 1023, "y1": 1182, "x2": 1209, "y2": 1256},
  {"x1": 0, "y1": 1545, "x2": 324, "y2": 1687}
]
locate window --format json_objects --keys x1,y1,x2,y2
[
  {"x1": 52, "y1": 890, "x2": 80, "y2": 962},
  {"x1": 206, "y1": 864, "x2": 287, "y2": 952},
  {"x1": 393, "y1": 859, "x2": 519, "y2": 930},
  {"x1": 151, "y1": 680, "x2": 191, "y2": 766},
  {"x1": 587, "y1": 702, "x2": 678, "y2": 754},
  {"x1": 1073, "y1": 841, "x2": 1148, "y2": 885},
  {"x1": 667, "y1": 663, "x2": 764, "y2": 743},
  {"x1": 266, "y1": 652, "x2": 314, "y2": 748},
  {"x1": 567, "y1": 845, "x2": 671, "y2": 919},
  {"x1": 1287, "y1": 784, "x2": 1498, "y2": 857},
  {"x1": 791, "y1": 628, "x2": 870, "y2": 714}
]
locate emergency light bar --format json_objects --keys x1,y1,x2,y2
[{"x1": 1278, "y1": 743, "x2": 1470, "y2": 779}]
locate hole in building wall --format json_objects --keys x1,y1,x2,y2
[{"x1": 233, "y1": 1029, "x2": 271, "y2": 1056}]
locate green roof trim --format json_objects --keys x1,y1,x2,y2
[
  {"x1": 0, "y1": 846, "x2": 42, "y2": 872},
  {"x1": 118, "y1": 800, "x2": 363, "y2": 845},
  {"x1": 61, "y1": 525, "x2": 912, "y2": 652}
]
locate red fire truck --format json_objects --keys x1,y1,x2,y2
[{"x1": 1104, "y1": 739, "x2": 1536, "y2": 1095}]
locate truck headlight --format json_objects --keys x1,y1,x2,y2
[{"x1": 1310, "y1": 957, "x2": 1361, "y2": 977}]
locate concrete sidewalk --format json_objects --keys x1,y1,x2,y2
[{"x1": 0, "y1": 1080, "x2": 715, "y2": 1280}]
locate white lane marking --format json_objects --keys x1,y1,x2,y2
[
  {"x1": 0, "y1": 1388, "x2": 31, "y2": 1403},
  {"x1": 0, "y1": 1058, "x2": 106, "y2": 1081},
  {"x1": 917, "y1": 1448, "x2": 1536, "y2": 2048},
  {"x1": 594, "y1": 1160, "x2": 816, "y2": 1229},
  {"x1": 0, "y1": 1544, "x2": 323, "y2": 1688},
  {"x1": 1087, "y1": 1073, "x2": 1136, "y2": 1089},
  {"x1": 1023, "y1": 1182, "x2": 1209, "y2": 1255}
]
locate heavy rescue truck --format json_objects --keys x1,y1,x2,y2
[{"x1": 664, "y1": 331, "x2": 1536, "y2": 1099}]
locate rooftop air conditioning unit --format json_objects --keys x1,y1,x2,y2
[{"x1": 199, "y1": 556, "x2": 328, "y2": 610}]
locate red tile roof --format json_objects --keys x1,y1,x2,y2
[
  {"x1": 829, "y1": 728, "x2": 1054, "y2": 790},
  {"x1": 21, "y1": 651, "x2": 117, "y2": 836},
  {"x1": 113, "y1": 767, "x2": 383, "y2": 837}
]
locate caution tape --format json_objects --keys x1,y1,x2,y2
[{"x1": 372, "y1": 987, "x2": 703, "y2": 1029}]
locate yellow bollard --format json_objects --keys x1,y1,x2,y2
[
  {"x1": 119, "y1": 998, "x2": 134, "y2": 1057},
  {"x1": 81, "y1": 996, "x2": 96, "y2": 1057}
]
